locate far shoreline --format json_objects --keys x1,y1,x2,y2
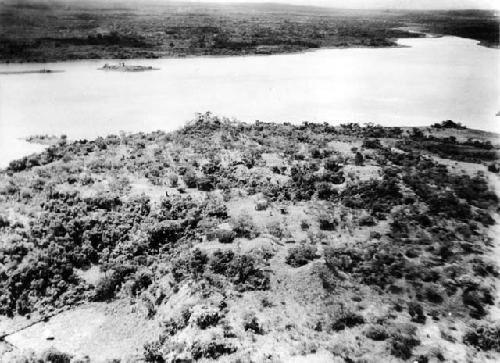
[{"x1": 1, "y1": 33, "x2": 496, "y2": 66}]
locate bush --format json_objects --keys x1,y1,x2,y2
[
  {"x1": 243, "y1": 313, "x2": 263, "y2": 334},
  {"x1": 319, "y1": 216, "x2": 336, "y2": 231},
  {"x1": 40, "y1": 347, "x2": 72, "y2": 363},
  {"x1": 192, "y1": 306, "x2": 222, "y2": 329},
  {"x1": 209, "y1": 250, "x2": 236, "y2": 275},
  {"x1": 316, "y1": 182, "x2": 337, "y2": 200},
  {"x1": 324, "y1": 158, "x2": 342, "y2": 172},
  {"x1": 190, "y1": 340, "x2": 237, "y2": 360},
  {"x1": 216, "y1": 229, "x2": 236, "y2": 244},
  {"x1": 266, "y1": 220, "x2": 290, "y2": 239},
  {"x1": 488, "y1": 163, "x2": 499, "y2": 173},
  {"x1": 462, "y1": 287, "x2": 494, "y2": 318},
  {"x1": 408, "y1": 302, "x2": 426, "y2": 324},
  {"x1": 359, "y1": 215, "x2": 375, "y2": 227},
  {"x1": 330, "y1": 311, "x2": 364, "y2": 331},
  {"x1": 0, "y1": 215, "x2": 9, "y2": 228},
  {"x1": 168, "y1": 173, "x2": 178, "y2": 187},
  {"x1": 172, "y1": 249, "x2": 208, "y2": 282},
  {"x1": 93, "y1": 266, "x2": 135, "y2": 301},
  {"x1": 463, "y1": 324, "x2": 500, "y2": 352},
  {"x1": 362, "y1": 138, "x2": 382, "y2": 149},
  {"x1": 365, "y1": 325, "x2": 389, "y2": 341},
  {"x1": 144, "y1": 340, "x2": 165, "y2": 363},
  {"x1": 354, "y1": 151, "x2": 364, "y2": 166},
  {"x1": 431, "y1": 120, "x2": 465, "y2": 129},
  {"x1": 148, "y1": 221, "x2": 182, "y2": 249},
  {"x1": 231, "y1": 214, "x2": 258, "y2": 239},
  {"x1": 390, "y1": 325, "x2": 420, "y2": 360},
  {"x1": 208, "y1": 250, "x2": 269, "y2": 291},
  {"x1": 183, "y1": 170, "x2": 198, "y2": 188},
  {"x1": 323, "y1": 247, "x2": 361, "y2": 274},
  {"x1": 197, "y1": 177, "x2": 214, "y2": 191},
  {"x1": 286, "y1": 245, "x2": 318, "y2": 267}
]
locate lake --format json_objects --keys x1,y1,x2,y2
[{"x1": 0, "y1": 36, "x2": 498, "y2": 168}]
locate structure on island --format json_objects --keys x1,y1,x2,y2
[{"x1": 98, "y1": 62, "x2": 159, "y2": 72}]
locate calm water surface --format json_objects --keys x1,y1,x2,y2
[{"x1": 0, "y1": 36, "x2": 498, "y2": 167}]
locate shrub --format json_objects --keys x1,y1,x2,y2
[
  {"x1": 172, "y1": 249, "x2": 208, "y2": 282},
  {"x1": 148, "y1": 221, "x2": 182, "y2": 249},
  {"x1": 330, "y1": 311, "x2": 364, "y2": 331},
  {"x1": 316, "y1": 182, "x2": 337, "y2": 200},
  {"x1": 488, "y1": 163, "x2": 499, "y2": 173},
  {"x1": 323, "y1": 247, "x2": 361, "y2": 274},
  {"x1": 365, "y1": 325, "x2": 389, "y2": 341},
  {"x1": 190, "y1": 340, "x2": 236, "y2": 360},
  {"x1": 324, "y1": 158, "x2": 341, "y2": 172},
  {"x1": 216, "y1": 229, "x2": 236, "y2": 244},
  {"x1": 425, "y1": 285, "x2": 444, "y2": 304},
  {"x1": 161, "y1": 308, "x2": 192, "y2": 336},
  {"x1": 144, "y1": 340, "x2": 165, "y2": 363},
  {"x1": 462, "y1": 287, "x2": 494, "y2": 318},
  {"x1": 168, "y1": 173, "x2": 178, "y2": 187},
  {"x1": 255, "y1": 200, "x2": 268, "y2": 211},
  {"x1": 359, "y1": 215, "x2": 375, "y2": 227},
  {"x1": 197, "y1": 177, "x2": 214, "y2": 191},
  {"x1": 0, "y1": 215, "x2": 9, "y2": 228},
  {"x1": 408, "y1": 302, "x2": 426, "y2": 324},
  {"x1": 40, "y1": 347, "x2": 72, "y2": 363},
  {"x1": 93, "y1": 266, "x2": 135, "y2": 301},
  {"x1": 431, "y1": 120, "x2": 466, "y2": 129},
  {"x1": 319, "y1": 216, "x2": 336, "y2": 231},
  {"x1": 362, "y1": 139, "x2": 382, "y2": 149},
  {"x1": 266, "y1": 220, "x2": 290, "y2": 239},
  {"x1": 209, "y1": 250, "x2": 236, "y2": 275},
  {"x1": 463, "y1": 324, "x2": 500, "y2": 352},
  {"x1": 229, "y1": 255, "x2": 269, "y2": 291},
  {"x1": 243, "y1": 313, "x2": 263, "y2": 334},
  {"x1": 231, "y1": 214, "x2": 258, "y2": 239},
  {"x1": 208, "y1": 250, "x2": 269, "y2": 291},
  {"x1": 192, "y1": 306, "x2": 222, "y2": 329},
  {"x1": 355, "y1": 152, "x2": 364, "y2": 166},
  {"x1": 286, "y1": 245, "x2": 318, "y2": 267},
  {"x1": 390, "y1": 326, "x2": 420, "y2": 359},
  {"x1": 183, "y1": 170, "x2": 198, "y2": 188}
]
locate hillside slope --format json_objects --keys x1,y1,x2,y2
[{"x1": 0, "y1": 114, "x2": 499, "y2": 362}]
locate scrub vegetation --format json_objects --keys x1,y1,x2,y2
[
  {"x1": 0, "y1": 113, "x2": 499, "y2": 362},
  {"x1": 0, "y1": 1, "x2": 498, "y2": 62}
]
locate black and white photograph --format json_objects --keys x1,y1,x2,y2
[{"x1": 0, "y1": 0, "x2": 499, "y2": 362}]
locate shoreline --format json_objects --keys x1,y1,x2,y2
[
  {"x1": 0, "y1": 39, "x2": 414, "y2": 65},
  {"x1": 1, "y1": 34, "x2": 494, "y2": 66},
  {"x1": 1, "y1": 32, "x2": 498, "y2": 65},
  {"x1": 0, "y1": 70, "x2": 64, "y2": 75}
]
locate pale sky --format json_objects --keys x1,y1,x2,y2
[{"x1": 180, "y1": 0, "x2": 499, "y2": 10}]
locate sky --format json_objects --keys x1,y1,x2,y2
[{"x1": 180, "y1": 0, "x2": 499, "y2": 10}]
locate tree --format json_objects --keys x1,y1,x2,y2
[{"x1": 354, "y1": 152, "x2": 364, "y2": 166}]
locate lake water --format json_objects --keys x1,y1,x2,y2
[{"x1": 0, "y1": 36, "x2": 498, "y2": 168}]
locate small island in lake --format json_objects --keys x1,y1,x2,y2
[{"x1": 98, "y1": 63, "x2": 158, "y2": 72}]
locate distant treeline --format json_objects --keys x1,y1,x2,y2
[{"x1": 0, "y1": 1, "x2": 497, "y2": 62}]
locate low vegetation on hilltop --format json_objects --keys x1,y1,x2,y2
[{"x1": 0, "y1": 113, "x2": 499, "y2": 362}]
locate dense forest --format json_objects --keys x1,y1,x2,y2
[
  {"x1": 0, "y1": 115, "x2": 499, "y2": 362},
  {"x1": 0, "y1": 1, "x2": 498, "y2": 62}
]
